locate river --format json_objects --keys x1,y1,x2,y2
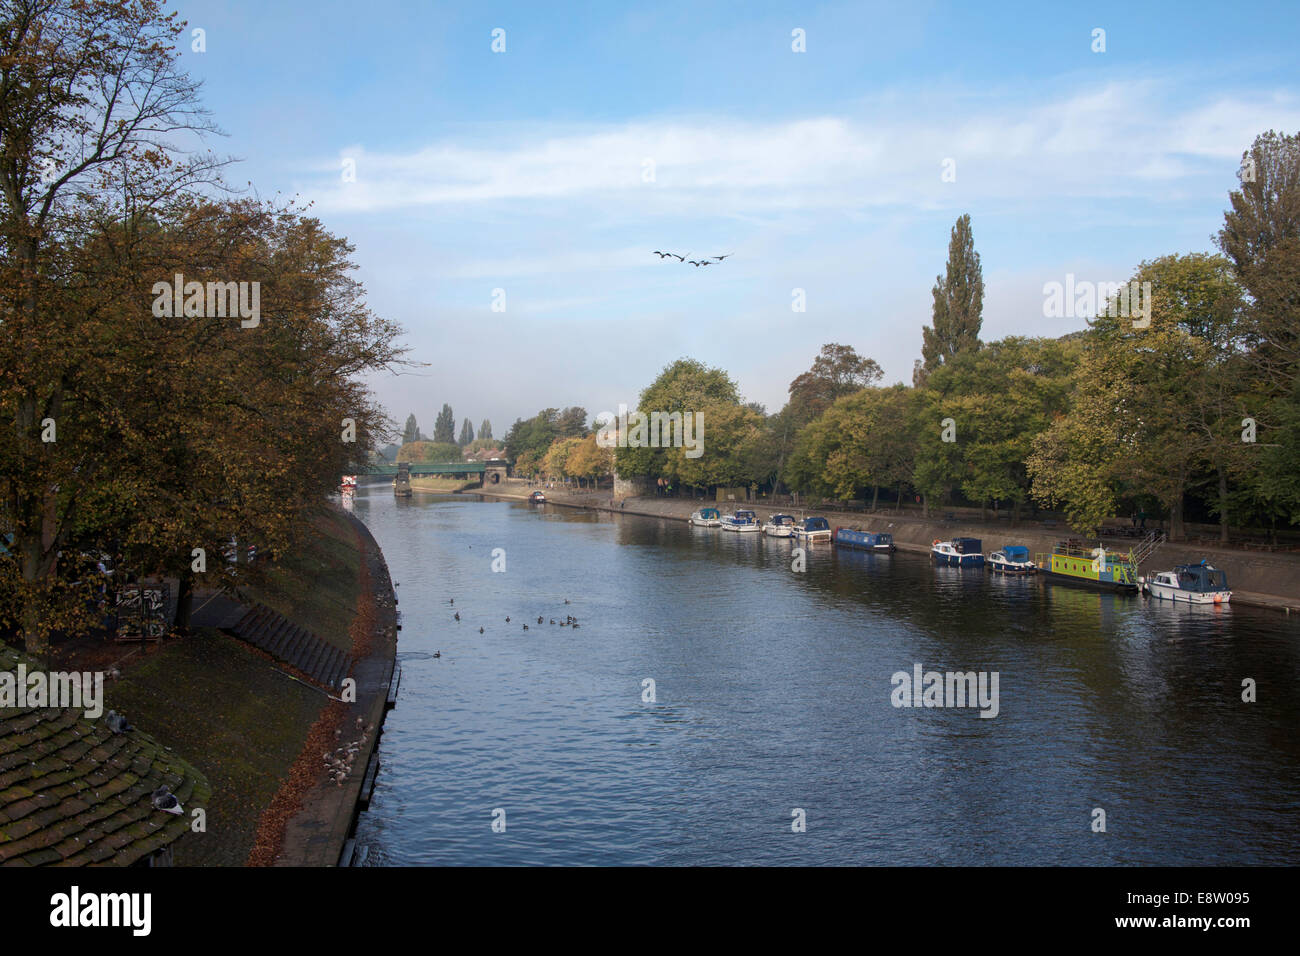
[{"x1": 347, "y1": 486, "x2": 1300, "y2": 865}]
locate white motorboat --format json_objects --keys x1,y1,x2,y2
[
  {"x1": 1141, "y1": 562, "x2": 1232, "y2": 604},
  {"x1": 719, "y1": 509, "x2": 762, "y2": 532},
  {"x1": 792, "y1": 516, "x2": 832, "y2": 542},
  {"x1": 689, "y1": 507, "x2": 722, "y2": 527},
  {"x1": 763, "y1": 514, "x2": 796, "y2": 537}
]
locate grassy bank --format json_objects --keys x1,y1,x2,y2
[
  {"x1": 410, "y1": 476, "x2": 480, "y2": 493},
  {"x1": 105, "y1": 507, "x2": 364, "y2": 865}
]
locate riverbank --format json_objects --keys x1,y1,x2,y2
[
  {"x1": 62, "y1": 504, "x2": 399, "y2": 866},
  {"x1": 472, "y1": 480, "x2": 1300, "y2": 613}
]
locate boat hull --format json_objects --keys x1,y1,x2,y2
[
  {"x1": 1145, "y1": 583, "x2": 1231, "y2": 604},
  {"x1": 989, "y1": 560, "x2": 1035, "y2": 574},
  {"x1": 1043, "y1": 569, "x2": 1138, "y2": 593},
  {"x1": 933, "y1": 551, "x2": 985, "y2": 567}
]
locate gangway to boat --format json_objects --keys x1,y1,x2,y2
[{"x1": 1132, "y1": 530, "x2": 1166, "y2": 567}]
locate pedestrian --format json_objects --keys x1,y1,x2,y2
[{"x1": 1138, "y1": 509, "x2": 1147, "y2": 530}]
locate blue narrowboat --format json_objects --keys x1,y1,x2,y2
[{"x1": 834, "y1": 528, "x2": 896, "y2": 552}]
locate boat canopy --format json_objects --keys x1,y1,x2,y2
[
  {"x1": 770, "y1": 514, "x2": 795, "y2": 524},
  {"x1": 698, "y1": 507, "x2": 720, "y2": 518},
  {"x1": 1001, "y1": 545, "x2": 1029, "y2": 560},
  {"x1": 801, "y1": 517, "x2": 831, "y2": 532},
  {"x1": 953, "y1": 537, "x2": 982, "y2": 553},
  {"x1": 1174, "y1": 563, "x2": 1229, "y2": 592},
  {"x1": 735, "y1": 509, "x2": 756, "y2": 518}
]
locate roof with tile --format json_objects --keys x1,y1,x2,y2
[{"x1": 0, "y1": 645, "x2": 210, "y2": 866}]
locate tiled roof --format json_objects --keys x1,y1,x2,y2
[{"x1": 0, "y1": 645, "x2": 210, "y2": 866}]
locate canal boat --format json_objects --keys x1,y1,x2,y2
[
  {"x1": 1037, "y1": 539, "x2": 1138, "y2": 592},
  {"x1": 834, "y1": 528, "x2": 896, "y2": 552},
  {"x1": 931, "y1": 538, "x2": 985, "y2": 567},
  {"x1": 689, "y1": 507, "x2": 721, "y2": 527},
  {"x1": 340, "y1": 475, "x2": 357, "y2": 496},
  {"x1": 792, "y1": 516, "x2": 833, "y2": 542},
  {"x1": 763, "y1": 514, "x2": 797, "y2": 537},
  {"x1": 1140, "y1": 561, "x2": 1231, "y2": 604},
  {"x1": 988, "y1": 545, "x2": 1036, "y2": 574},
  {"x1": 719, "y1": 509, "x2": 762, "y2": 532},
  {"x1": 528, "y1": 490, "x2": 546, "y2": 503}
]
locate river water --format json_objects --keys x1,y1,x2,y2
[{"x1": 348, "y1": 487, "x2": 1300, "y2": 865}]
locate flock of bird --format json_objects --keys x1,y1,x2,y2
[
  {"x1": 435, "y1": 596, "x2": 578, "y2": 659},
  {"x1": 653, "y1": 251, "x2": 732, "y2": 267},
  {"x1": 323, "y1": 716, "x2": 374, "y2": 787}
]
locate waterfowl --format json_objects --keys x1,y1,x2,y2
[{"x1": 454, "y1": 612, "x2": 460, "y2": 621}]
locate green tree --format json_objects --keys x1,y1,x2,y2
[
  {"x1": 919, "y1": 214, "x2": 983, "y2": 383},
  {"x1": 397, "y1": 441, "x2": 462, "y2": 463},
  {"x1": 1028, "y1": 255, "x2": 1243, "y2": 539},
  {"x1": 458, "y1": 418, "x2": 474, "y2": 446},
  {"x1": 1216, "y1": 129, "x2": 1300, "y2": 524},
  {"x1": 786, "y1": 343, "x2": 883, "y2": 429},
  {"x1": 615, "y1": 358, "x2": 739, "y2": 481},
  {"x1": 556, "y1": 406, "x2": 589, "y2": 439},
  {"x1": 402, "y1": 414, "x2": 421, "y2": 445},
  {"x1": 433, "y1": 404, "x2": 456, "y2": 443},
  {"x1": 479, "y1": 419, "x2": 493, "y2": 441}
]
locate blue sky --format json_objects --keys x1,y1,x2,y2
[{"x1": 173, "y1": 0, "x2": 1300, "y2": 439}]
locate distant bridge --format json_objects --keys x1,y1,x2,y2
[{"x1": 361, "y1": 462, "x2": 489, "y2": 477}]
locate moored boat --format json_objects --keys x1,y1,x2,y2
[
  {"x1": 792, "y1": 516, "x2": 832, "y2": 542},
  {"x1": 988, "y1": 545, "x2": 1036, "y2": 574},
  {"x1": 834, "y1": 528, "x2": 896, "y2": 552},
  {"x1": 1140, "y1": 561, "x2": 1231, "y2": 604},
  {"x1": 529, "y1": 490, "x2": 547, "y2": 503},
  {"x1": 932, "y1": 537, "x2": 985, "y2": 567},
  {"x1": 763, "y1": 514, "x2": 797, "y2": 537},
  {"x1": 689, "y1": 507, "x2": 721, "y2": 527},
  {"x1": 1037, "y1": 539, "x2": 1137, "y2": 592},
  {"x1": 719, "y1": 509, "x2": 762, "y2": 532},
  {"x1": 340, "y1": 475, "x2": 357, "y2": 496}
]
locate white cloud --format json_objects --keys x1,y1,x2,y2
[{"x1": 301, "y1": 79, "x2": 1300, "y2": 217}]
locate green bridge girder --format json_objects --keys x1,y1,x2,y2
[{"x1": 361, "y1": 461, "x2": 490, "y2": 476}]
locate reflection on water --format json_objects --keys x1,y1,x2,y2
[{"x1": 349, "y1": 488, "x2": 1300, "y2": 865}]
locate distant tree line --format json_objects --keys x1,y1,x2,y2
[{"x1": 578, "y1": 132, "x2": 1299, "y2": 543}]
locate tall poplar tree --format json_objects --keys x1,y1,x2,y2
[
  {"x1": 458, "y1": 418, "x2": 474, "y2": 446},
  {"x1": 919, "y1": 214, "x2": 984, "y2": 382},
  {"x1": 433, "y1": 404, "x2": 455, "y2": 443}
]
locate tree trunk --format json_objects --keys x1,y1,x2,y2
[
  {"x1": 1170, "y1": 492, "x2": 1185, "y2": 542},
  {"x1": 175, "y1": 573, "x2": 193, "y2": 633},
  {"x1": 1217, "y1": 466, "x2": 1230, "y2": 545},
  {"x1": 922, "y1": 494, "x2": 929, "y2": 518},
  {"x1": 871, "y1": 484, "x2": 879, "y2": 511},
  {"x1": 896, "y1": 482, "x2": 904, "y2": 513},
  {"x1": 1013, "y1": 497, "x2": 1022, "y2": 525}
]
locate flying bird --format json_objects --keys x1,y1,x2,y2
[
  {"x1": 669, "y1": 254, "x2": 684, "y2": 262},
  {"x1": 688, "y1": 260, "x2": 702, "y2": 267},
  {"x1": 699, "y1": 260, "x2": 713, "y2": 266},
  {"x1": 713, "y1": 254, "x2": 732, "y2": 261},
  {"x1": 652, "y1": 250, "x2": 672, "y2": 258}
]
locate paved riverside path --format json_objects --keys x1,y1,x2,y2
[
  {"x1": 470, "y1": 480, "x2": 1300, "y2": 613},
  {"x1": 273, "y1": 510, "x2": 399, "y2": 866}
]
